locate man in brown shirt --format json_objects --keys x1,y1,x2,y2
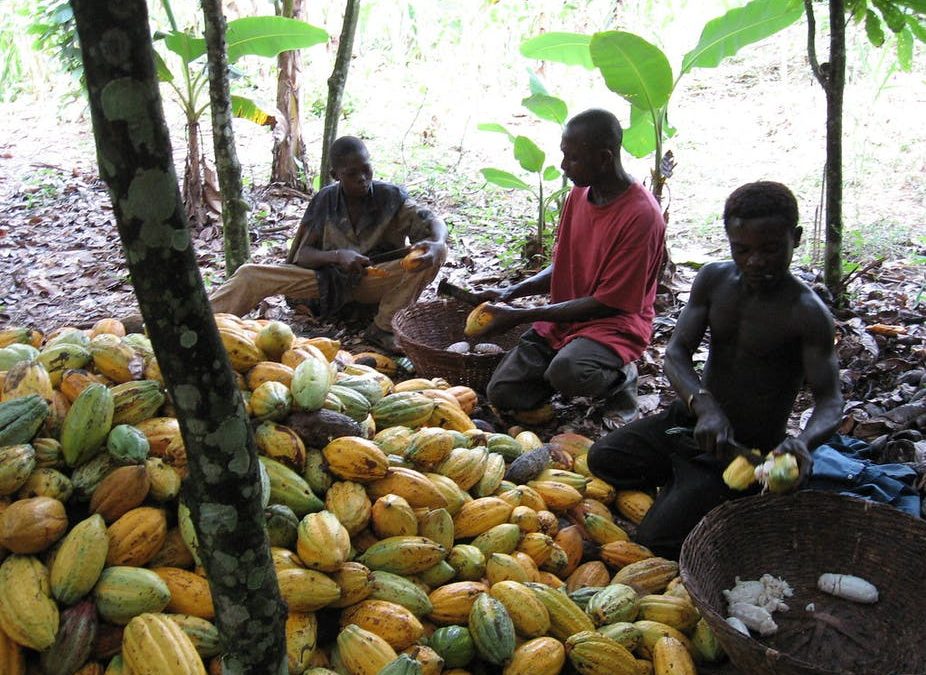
[{"x1": 210, "y1": 136, "x2": 448, "y2": 352}]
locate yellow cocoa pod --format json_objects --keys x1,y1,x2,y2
[
  {"x1": 152, "y1": 567, "x2": 214, "y2": 619},
  {"x1": 463, "y1": 303, "x2": 495, "y2": 338},
  {"x1": 489, "y1": 580, "x2": 550, "y2": 638},
  {"x1": 88, "y1": 334, "x2": 144, "y2": 383},
  {"x1": 452, "y1": 496, "x2": 513, "y2": 539},
  {"x1": 613, "y1": 490, "x2": 654, "y2": 525},
  {"x1": 296, "y1": 510, "x2": 351, "y2": 573},
  {"x1": 322, "y1": 437, "x2": 389, "y2": 483},
  {"x1": 329, "y1": 561, "x2": 375, "y2": 609},
  {"x1": 722, "y1": 455, "x2": 758, "y2": 491},
  {"x1": 427, "y1": 581, "x2": 488, "y2": 625},
  {"x1": 324, "y1": 481, "x2": 372, "y2": 536},
  {"x1": 503, "y1": 636, "x2": 565, "y2": 675},
  {"x1": 255, "y1": 321, "x2": 294, "y2": 361},
  {"x1": 339, "y1": 599, "x2": 424, "y2": 651},
  {"x1": 336, "y1": 624, "x2": 397, "y2": 675},
  {"x1": 122, "y1": 612, "x2": 205, "y2": 675},
  {"x1": 277, "y1": 568, "x2": 341, "y2": 612},
  {"x1": 285, "y1": 611, "x2": 318, "y2": 674},
  {"x1": 371, "y1": 494, "x2": 419, "y2": 539}
]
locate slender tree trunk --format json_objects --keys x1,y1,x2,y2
[
  {"x1": 271, "y1": 0, "x2": 309, "y2": 189},
  {"x1": 824, "y1": 0, "x2": 845, "y2": 302},
  {"x1": 203, "y1": 0, "x2": 251, "y2": 275},
  {"x1": 805, "y1": 0, "x2": 846, "y2": 303},
  {"x1": 70, "y1": 1, "x2": 287, "y2": 672},
  {"x1": 184, "y1": 120, "x2": 206, "y2": 229},
  {"x1": 320, "y1": 0, "x2": 362, "y2": 186}
]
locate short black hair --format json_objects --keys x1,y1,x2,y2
[
  {"x1": 329, "y1": 136, "x2": 369, "y2": 169},
  {"x1": 723, "y1": 181, "x2": 799, "y2": 230},
  {"x1": 565, "y1": 108, "x2": 623, "y2": 154}
]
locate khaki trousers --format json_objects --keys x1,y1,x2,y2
[{"x1": 209, "y1": 259, "x2": 439, "y2": 332}]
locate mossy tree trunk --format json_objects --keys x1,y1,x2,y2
[
  {"x1": 70, "y1": 0, "x2": 287, "y2": 671},
  {"x1": 805, "y1": 0, "x2": 846, "y2": 304},
  {"x1": 203, "y1": 0, "x2": 251, "y2": 276},
  {"x1": 271, "y1": 0, "x2": 309, "y2": 190},
  {"x1": 320, "y1": 0, "x2": 362, "y2": 187}
]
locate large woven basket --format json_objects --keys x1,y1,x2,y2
[
  {"x1": 391, "y1": 299, "x2": 523, "y2": 391},
  {"x1": 680, "y1": 490, "x2": 926, "y2": 675}
]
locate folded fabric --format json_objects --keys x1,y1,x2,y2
[
  {"x1": 312, "y1": 265, "x2": 363, "y2": 319},
  {"x1": 808, "y1": 435, "x2": 921, "y2": 517}
]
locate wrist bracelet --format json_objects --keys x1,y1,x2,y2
[{"x1": 687, "y1": 388, "x2": 710, "y2": 413}]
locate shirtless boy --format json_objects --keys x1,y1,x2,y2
[{"x1": 587, "y1": 181, "x2": 843, "y2": 558}]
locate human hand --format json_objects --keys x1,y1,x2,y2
[
  {"x1": 335, "y1": 249, "x2": 369, "y2": 274},
  {"x1": 400, "y1": 241, "x2": 447, "y2": 272},
  {"x1": 465, "y1": 302, "x2": 521, "y2": 339},
  {"x1": 772, "y1": 437, "x2": 813, "y2": 485},
  {"x1": 693, "y1": 407, "x2": 735, "y2": 458},
  {"x1": 473, "y1": 286, "x2": 516, "y2": 303}
]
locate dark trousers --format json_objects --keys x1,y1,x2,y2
[
  {"x1": 486, "y1": 328, "x2": 631, "y2": 411},
  {"x1": 587, "y1": 400, "x2": 750, "y2": 560}
]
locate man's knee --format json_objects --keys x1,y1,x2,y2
[
  {"x1": 226, "y1": 263, "x2": 258, "y2": 283},
  {"x1": 545, "y1": 356, "x2": 610, "y2": 398},
  {"x1": 486, "y1": 376, "x2": 519, "y2": 411}
]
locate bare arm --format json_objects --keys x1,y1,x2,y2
[
  {"x1": 664, "y1": 265, "x2": 734, "y2": 455},
  {"x1": 477, "y1": 265, "x2": 553, "y2": 304},
  {"x1": 290, "y1": 226, "x2": 369, "y2": 273},
  {"x1": 466, "y1": 295, "x2": 621, "y2": 339},
  {"x1": 776, "y1": 297, "x2": 843, "y2": 481},
  {"x1": 409, "y1": 209, "x2": 449, "y2": 268}
]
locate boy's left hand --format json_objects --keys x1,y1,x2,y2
[
  {"x1": 409, "y1": 240, "x2": 448, "y2": 268},
  {"x1": 772, "y1": 438, "x2": 813, "y2": 485}
]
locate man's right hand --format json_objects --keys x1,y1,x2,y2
[
  {"x1": 693, "y1": 406, "x2": 736, "y2": 458},
  {"x1": 334, "y1": 249, "x2": 369, "y2": 274}
]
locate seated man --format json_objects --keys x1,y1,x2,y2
[
  {"x1": 468, "y1": 108, "x2": 666, "y2": 424},
  {"x1": 587, "y1": 181, "x2": 843, "y2": 560},
  {"x1": 209, "y1": 136, "x2": 448, "y2": 352}
]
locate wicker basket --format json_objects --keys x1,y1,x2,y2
[
  {"x1": 391, "y1": 299, "x2": 523, "y2": 391},
  {"x1": 680, "y1": 491, "x2": 926, "y2": 675}
]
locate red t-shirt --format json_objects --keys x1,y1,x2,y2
[{"x1": 533, "y1": 182, "x2": 666, "y2": 364}]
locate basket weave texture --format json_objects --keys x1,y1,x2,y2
[
  {"x1": 680, "y1": 490, "x2": 926, "y2": 675},
  {"x1": 391, "y1": 299, "x2": 523, "y2": 391}
]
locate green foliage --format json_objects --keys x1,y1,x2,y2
[
  {"x1": 21, "y1": 167, "x2": 66, "y2": 208},
  {"x1": 26, "y1": 1, "x2": 81, "y2": 79},
  {"x1": 0, "y1": 0, "x2": 81, "y2": 100},
  {"x1": 154, "y1": 10, "x2": 328, "y2": 125},
  {"x1": 521, "y1": 0, "x2": 805, "y2": 197},
  {"x1": 847, "y1": 0, "x2": 926, "y2": 71},
  {"x1": 477, "y1": 74, "x2": 570, "y2": 265}
]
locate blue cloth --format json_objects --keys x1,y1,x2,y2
[{"x1": 807, "y1": 435, "x2": 921, "y2": 517}]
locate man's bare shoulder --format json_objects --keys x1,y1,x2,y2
[
  {"x1": 789, "y1": 275, "x2": 835, "y2": 328},
  {"x1": 690, "y1": 261, "x2": 738, "y2": 294}
]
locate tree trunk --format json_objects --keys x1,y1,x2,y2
[
  {"x1": 805, "y1": 0, "x2": 846, "y2": 304},
  {"x1": 69, "y1": 1, "x2": 288, "y2": 672},
  {"x1": 320, "y1": 0, "x2": 362, "y2": 187},
  {"x1": 203, "y1": 0, "x2": 251, "y2": 276},
  {"x1": 271, "y1": 0, "x2": 309, "y2": 189},
  {"x1": 184, "y1": 120, "x2": 206, "y2": 230},
  {"x1": 824, "y1": 0, "x2": 845, "y2": 303}
]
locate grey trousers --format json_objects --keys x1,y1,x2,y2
[{"x1": 486, "y1": 328, "x2": 635, "y2": 411}]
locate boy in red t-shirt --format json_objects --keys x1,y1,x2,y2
[{"x1": 470, "y1": 109, "x2": 666, "y2": 424}]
